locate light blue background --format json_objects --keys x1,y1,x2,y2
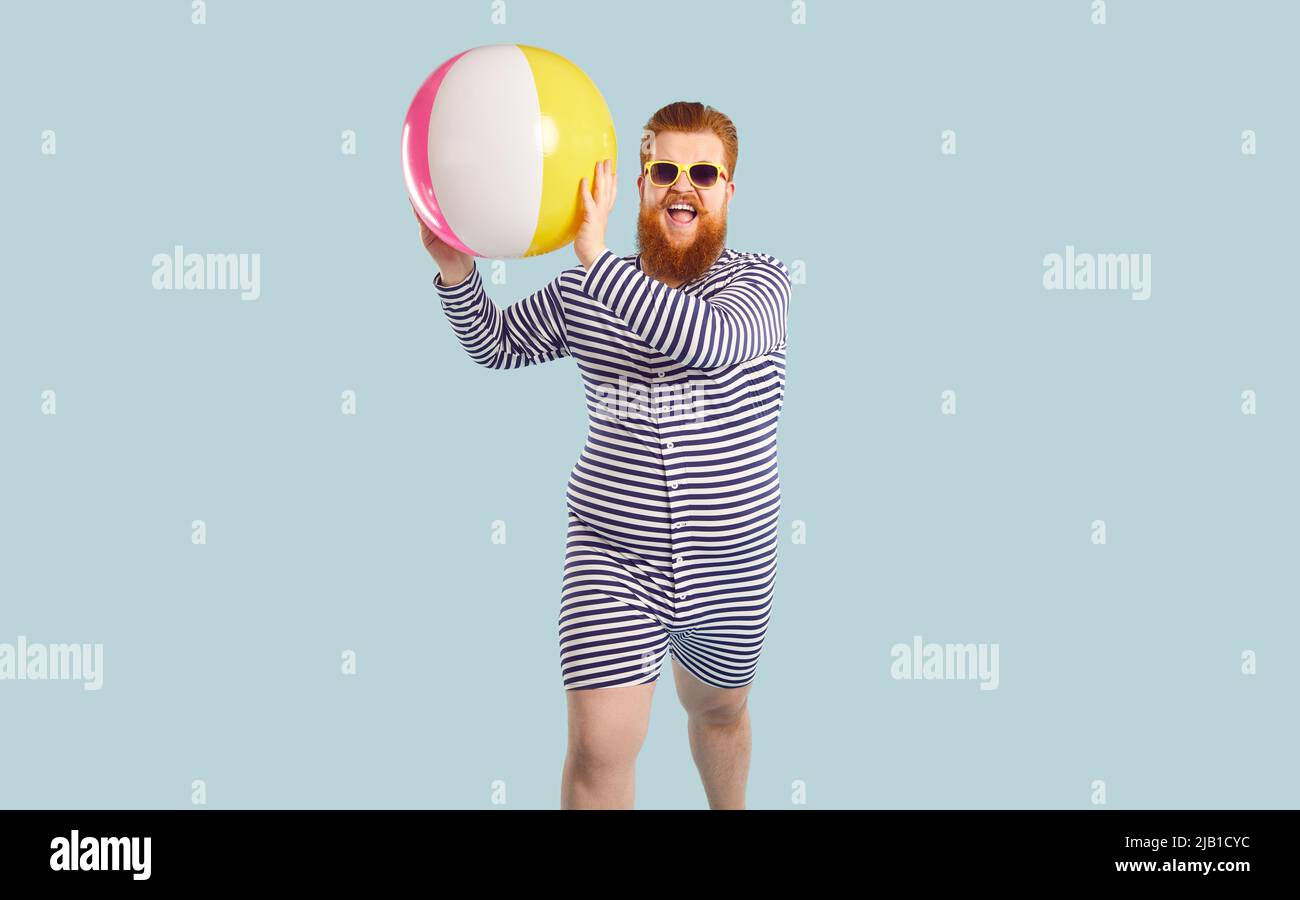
[{"x1": 1, "y1": 0, "x2": 1296, "y2": 809}]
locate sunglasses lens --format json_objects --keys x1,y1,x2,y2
[
  {"x1": 649, "y1": 162, "x2": 679, "y2": 186},
  {"x1": 689, "y1": 164, "x2": 720, "y2": 187}
]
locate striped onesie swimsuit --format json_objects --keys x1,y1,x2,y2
[{"x1": 435, "y1": 246, "x2": 791, "y2": 691}]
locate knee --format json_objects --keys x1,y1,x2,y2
[
  {"x1": 686, "y1": 696, "x2": 748, "y2": 728},
  {"x1": 566, "y1": 728, "x2": 643, "y2": 774}
]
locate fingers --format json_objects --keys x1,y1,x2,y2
[
  {"x1": 411, "y1": 201, "x2": 429, "y2": 232},
  {"x1": 580, "y1": 160, "x2": 615, "y2": 212},
  {"x1": 590, "y1": 159, "x2": 614, "y2": 208}
]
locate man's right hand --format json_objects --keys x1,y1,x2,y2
[{"x1": 413, "y1": 202, "x2": 474, "y2": 286}]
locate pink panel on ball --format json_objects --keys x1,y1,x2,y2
[{"x1": 402, "y1": 49, "x2": 478, "y2": 256}]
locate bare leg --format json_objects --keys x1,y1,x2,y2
[
  {"x1": 561, "y1": 681, "x2": 656, "y2": 809},
  {"x1": 671, "y1": 656, "x2": 752, "y2": 810}
]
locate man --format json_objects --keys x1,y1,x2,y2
[{"x1": 418, "y1": 101, "x2": 791, "y2": 809}]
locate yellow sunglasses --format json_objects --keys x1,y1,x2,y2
[{"x1": 643, "y1": 159, "x2": 729, "y2": 189}]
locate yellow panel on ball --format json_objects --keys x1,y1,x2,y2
[{"x1": 518, "y1": 45, "x2": 618, "y2": 258}]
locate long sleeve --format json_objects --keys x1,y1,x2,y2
[
  {"x1": 434, "y1": 263, "x2": 570, "y2": 370},
  {"x1": 579, "y1": 248, "x2": 790, "y2": 369}
]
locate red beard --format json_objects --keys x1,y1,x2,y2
[{"x1": 635, "y1": 199, "x2": 728, "y2": 285}]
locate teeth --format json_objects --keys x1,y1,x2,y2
[{"x1": 668, "y1": 203, "x2": 695, "y2": 212}]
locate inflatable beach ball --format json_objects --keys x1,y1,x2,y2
[{"x1": 401, "y1": 44, "x2": 617, "y2": 259}]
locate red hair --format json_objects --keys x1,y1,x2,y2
[{"x1": 640, "y1": 101, "x2": 738, "y2": 180}]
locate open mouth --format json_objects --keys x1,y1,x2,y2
[{"x1": 666, "y1": 203, "x2": 698, "y2": 227}]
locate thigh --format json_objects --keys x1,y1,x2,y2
[
  {"x1": 670, "y1": 654, "x2": 752, "y2": 720},
  {"x1": 667, "y1": 580, "x2": 774, "y2": 697},
  {"x1": 565, "y1": 680, "x2": 657, "y2": 761},
  {"x1": 560, "y1": 513, "x2": 674, "y2": 690},
  {"x1": 668, "y1": 537, "x2": 777, "y2": 696}
]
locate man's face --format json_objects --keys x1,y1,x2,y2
[{"x1": 635, "y1": 130, "x2": 735, "y2": 286}]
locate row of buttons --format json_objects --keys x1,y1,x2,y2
[{"x1": 668, "y1": 476, "x2": 685, "y2": 565}]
